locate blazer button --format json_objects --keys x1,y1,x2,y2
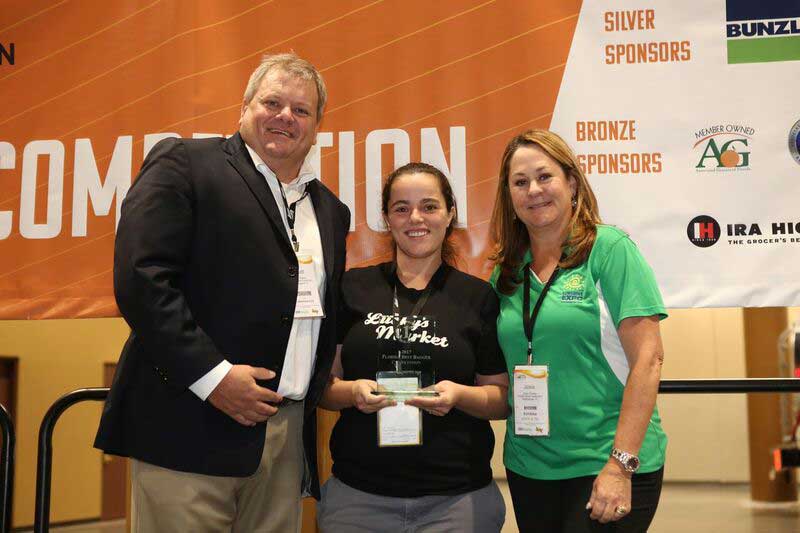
[
  {"x1": 281, "y1": 314, "x2": 290, "y2": 325},
  {"x1": 288, "y1": 266, "x2": 297, "y2": 277}
]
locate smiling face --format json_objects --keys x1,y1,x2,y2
[
  {"x1": 239, "y1": 69, "x2": 319, "y2": 182},
  {"x1": 507, "y1": 144, "x2": 577, "y2": 239},
  {"x1": 385, "y1": 172, "x2": 455, "y2": 265}
]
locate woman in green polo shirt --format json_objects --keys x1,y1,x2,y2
[{"x1": 489, "y1": 130, "x2": 667, "y2": 532}]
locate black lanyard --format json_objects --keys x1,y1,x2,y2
[
  {"x1": 277, "y1": 182, "x2": 308, "y2": 252},
  {"x1": 393, "y1": 284, "x2": 433, "y2": 323},
  {"x1": 391, "y1": 266, "x2": 434, "y2": 345},
  {"x1": 522, "y1": 263, "x2": 560, "y2": 365}
]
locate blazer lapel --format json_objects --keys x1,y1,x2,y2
[
  {"x1": 224, "y1": 133, "x2": 293, "y2": 253},
  {"x1": 307, "y1": 180, "x2": 334, "y2": 280}
]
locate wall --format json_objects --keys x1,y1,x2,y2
[{"x1": 0, "y1": 318, "x2": 129, "y2": 528}]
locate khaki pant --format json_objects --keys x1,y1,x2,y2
[{"x1": 131, "y1": 400, "x2": 305, "y2": 533}]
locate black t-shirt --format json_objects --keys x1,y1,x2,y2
[{"x1": 330, "y1": 262, "x2": 507, "y2": 497}]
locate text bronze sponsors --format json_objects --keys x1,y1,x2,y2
[
  {"x1": 686, "y1": 215, "x2": 800, "y2": 248},
  {"x1": 693, "y1": 124, "x2": 754, "y2": 172},
  {"x1": 603, "y1": 9, "x2": 691, "y2": 64},
  {"x1": 574, "y1": 120, "x2": 662, "y2": 175}
]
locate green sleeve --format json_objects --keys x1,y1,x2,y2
[{"x1": 596, "y1": 234, "x2": 667, "y2": 328}]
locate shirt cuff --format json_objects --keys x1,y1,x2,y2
[{"x1": 188, "y1": 360, "x2": 233, "y2": 400}]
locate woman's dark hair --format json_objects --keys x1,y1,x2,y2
[{"x1": 381, "y1": 162, "x2": 458, "y2": 265}]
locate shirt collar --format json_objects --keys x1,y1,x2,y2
[
  {"x1": 383, "y1": 261, "x2": 450, "y2": 291},
  {"x1": 517, "y1": 249, "x2": 534, "y2": 276},
  {"x1": 244, "y1": 143, "x2": 317, "y2": 188}
]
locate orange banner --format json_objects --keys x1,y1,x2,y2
[{"x1": 0, "y1": 0, "x2": 579, "y2": 319}]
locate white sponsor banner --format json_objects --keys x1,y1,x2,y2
[{"x1": 551, "y1": 0, "x2": 800, "y2": 308}]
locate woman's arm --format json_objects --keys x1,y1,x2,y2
[
  {"x1": 318, "y1": 345, "x2": 395, "y2": 412},
  {"x1": 405, "y1": 373, "x2": 510, "y2": 420},
  {"x1": 612, "y1": 315, "x2": 665, "y2": 456},
  {"x1": 588, "y1": 315, "x2": 664, "y2": 523}
]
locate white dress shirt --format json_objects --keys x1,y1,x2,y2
[{"x1": 189, "y1": 144, "x2": 326, "y2": 401}]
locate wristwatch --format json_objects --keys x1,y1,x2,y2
[{"x1": 610, "y1": 448, "x2": 640, "y2": 473}]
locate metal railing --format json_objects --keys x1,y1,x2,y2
[
  {"x1": 34, "y1": 388, "x2": 108, "y2": 533},
  {"x1": 0, "y1": 402, "x2": 14, "y2": 533},
  {"x1": 659, "y1": 378, "x2": 800, "y2": 394},
  {"x1": 29, "y1": 378, "x2": 800, "y2": 532}
]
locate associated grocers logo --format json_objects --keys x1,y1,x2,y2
[
  {"x1": 725, "y1": 0, "x2": 800, "y2": 64},
  {"x1": 687, "y1": 215, "x2": 721, "y2": 247},
  {"x1": 693, "y1": 124, "x2": 753, "y2": 171},
  {"x1": 789, "y1": 119, "x2": 800, "y2": 165}
]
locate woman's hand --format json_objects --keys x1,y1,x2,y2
[
  {"x1": 405, "y1": 380, "x2": 461, "y2": 416},
  {"x1": 351, "y1": 379, "x2": 395, "y2": 413},
  {"x1": 586, "y1": 461, "x2": 632, "y2": 523}
]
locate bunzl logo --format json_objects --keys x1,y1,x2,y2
[
  {"x1": 726, "y1": 0, "x2": 800, "y2": 64},
  {"x1": 693, "y1": 124, "x2": 753, "y2": 171},
  {"x1": 0, "y1": 43, "x2": 14, "y2": 65},
  {"x1": 687, "y1": 215, "x2": 721, "y2": 248}
]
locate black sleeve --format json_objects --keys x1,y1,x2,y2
[
  {"x1": 113, "y1": 138, "x2": 222, "y2": 388},
  {"x1": 475, "y1": 287, "x2": 507, "y2": 376}
]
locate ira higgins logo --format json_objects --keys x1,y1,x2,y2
[
  {"x1": 687, "y1": 214, "x2": 800, "y2": 248},
  {"x1": 687, "y1": 215, "x2": 721, "y2": 247},
  {"x1": 693, "y1": 124, "x2": 754, "y2": 171}
]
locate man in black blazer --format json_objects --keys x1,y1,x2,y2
[{"x1": 95, "y1": 53, "x2": 350, "y2": 532}]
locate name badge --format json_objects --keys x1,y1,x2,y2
[
  {"x1": 376, "y1": 374, "x2": 422, "y2": 447},
  {"x1": 294, "y1": 253, "x2": 324, "y2": 319},
  {"x1": 513, "y1": 365, "x2": 550, "y2": 437}
]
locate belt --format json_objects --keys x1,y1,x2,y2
[{"x1": 274, "y1": 397, "x2": 303, "y2": 408}]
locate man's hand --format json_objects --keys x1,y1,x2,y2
[{"x1": 207, "y1": 365, "x2": 282, "y2": 426}]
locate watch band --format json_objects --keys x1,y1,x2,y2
[{"x1": 610, "y1": 447, "x2": 640, "y2": 473}]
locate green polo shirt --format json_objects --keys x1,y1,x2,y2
[{"x1": 492, "y1": 225, "x2": 667, "y2": 480}]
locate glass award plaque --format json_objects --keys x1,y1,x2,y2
[{"x1": 374, "y1": 314, "x2": 439, "y2": 398}]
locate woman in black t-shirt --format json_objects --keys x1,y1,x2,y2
[{"x1": 317, "y1": 162, "x2": 509, "y2": 532}]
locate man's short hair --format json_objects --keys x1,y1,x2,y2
[{"x1": 243, "y1": 53, "x2": 327, "y2": 120}]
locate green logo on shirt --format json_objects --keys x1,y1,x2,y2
[{"x1": 561, "y1": 273, "x2": 585, "y2": 302}]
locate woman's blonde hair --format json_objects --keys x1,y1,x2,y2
[{"x1": 490, "y1": 129, "x2": 601, "y2": 294}]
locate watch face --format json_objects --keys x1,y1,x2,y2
[{"x1": 627, "y1": 456, "x2": 640, "y2": 470}]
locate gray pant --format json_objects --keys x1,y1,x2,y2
[{"x1": 317, "y1": 476, "x2": 505, "y2": 533}]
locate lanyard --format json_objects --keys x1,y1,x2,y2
[
  {"x1": 391, "y1": 266, "x2": 434, "y2": 345},
  {"x1": 522, "y1": 263, "x2": 560, "y2": 365},
  {"x1": 393, "y1": 285, "x2": 433, "y2": 325},
  {"x1": 277, "y1": 181, "x2": 308, "y2": 252}
]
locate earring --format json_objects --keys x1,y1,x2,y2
[{"x1": 571, "y1": 197, "x2": 577, "y2": 208}]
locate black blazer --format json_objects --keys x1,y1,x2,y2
[{"x1": 94, "y1": 133, "x2": 350, "y2": 498}]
